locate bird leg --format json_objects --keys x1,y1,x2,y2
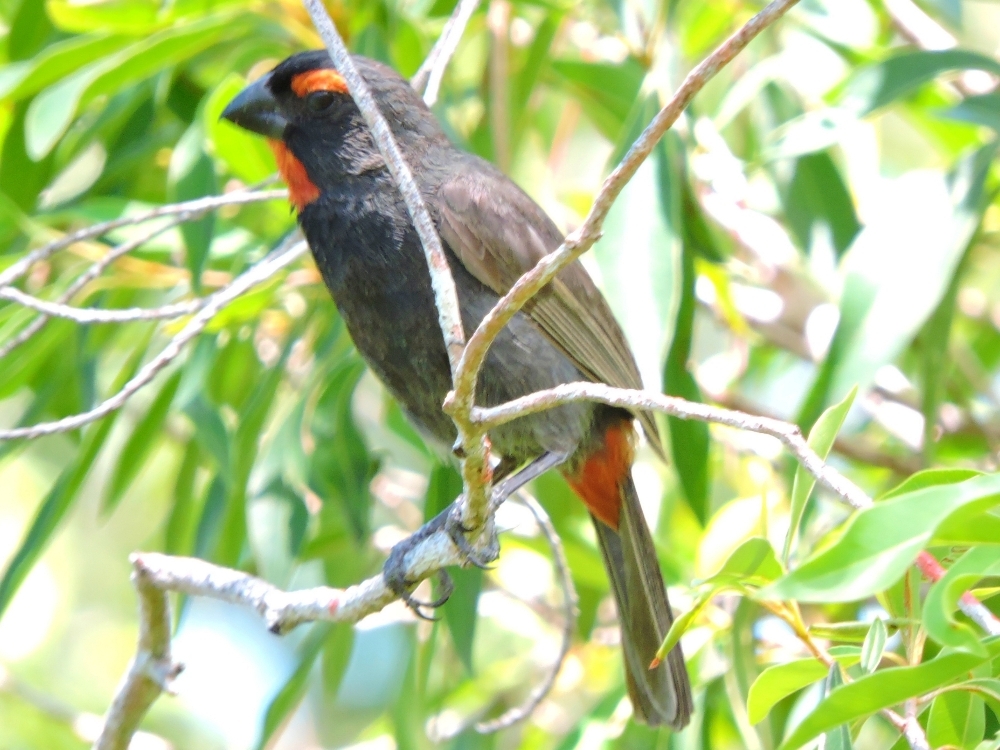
[{"x1": 382, "y1": 451, "x2": 569, "y2": 617}]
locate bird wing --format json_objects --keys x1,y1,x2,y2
[{"x1": 436, "y1": 159, "x2": 665, "y2": 459}]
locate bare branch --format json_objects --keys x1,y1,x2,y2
[
  {"x1": 0, "y1": 238, "x2": 307, "y2": 442},
  {"x1": 476, "y1": 380, "x2": 1000, "y2": 638},
  {"x1": 0, "y1": 287, "x2": 204, "y2": 324},
  {"x1": 0, "y1": 189, "x2": 286, "y2": 291},
  {"x1": 0, "y1": 217, "x2": 189, "y2": 359},
  {"x1": 302, "y1": 0, "x2": 465, "y2": 369},
  {"x1": 94, "y1": 563, "x2": 179, "y2": 750},
  {"x1": 474, "y1": 490, "x2": 578, "y2": 734},
  {"x1": 411, "y1": 0, "x2": 482, "y2": 106},
  {"x1": 449, "y1": 0, "x2": 804, "y2": 419},
  {"x1": 302, "y1": 0, "x2": 495, "y2": 532},
  {"x1": 475, "y1": 381, "x2": 870, "y2": 508}
]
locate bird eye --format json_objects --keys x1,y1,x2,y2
[{"x1": 306, "y1": 90, "x2": 336, "y2": 112}]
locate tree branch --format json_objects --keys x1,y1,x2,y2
[
  {"x1": 0, "y1": 189, "x2": 286, "y2": 291},
  {"x1": 474, "y1": 380, "x2": 1000, "y2": 638},
  {"x1": 447, "y1": 0, "x2": 804, "y2": 423},
  {"x1": 0, "y1": 286, "x2": 204, "y2": 324},
  {"x1": 0, "y1": 237, "x2": 307, "y2": 441},
  {"x1": 474, "y1": 490, "x2": 577, "y2": 734},
  {"x1": 411, "y1": 0, "x2": 483, "y2": 106},
  {"x1": 301, "y1": 0, "x2": 495, "y2": 534},
  {"x1": 94, "y1": 562, "x2": 179, "y2": 750}
]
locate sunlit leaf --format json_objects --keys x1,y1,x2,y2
[
  {"x1": 784, "y1": 386, "x2": 856, "y2": 563},
  {"x1": 843, "y1": 50, "x2": 1000, "y2": 115},
  {"x1": 762, "y1": 473, "x2": 1000, "y2": 603},
  {"x1": 779, "y1": 638, "x2": 1000, "y2": 750},
  {"x1": 859, "y1": 618, "x2": 887, "y2": 674},
  {"x1": 927, "y1": 689, "x2": 986, "y2": 750},
  {"x1": 747, "y1": 648, "x2": 861, "y2": 725},
  {"x1": 923, "y1": 546, "x2": 1000, "y2": 656}
]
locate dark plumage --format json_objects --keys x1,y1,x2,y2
[{"x1": 222, "y1": 51, "x2": 692, "y2": 727}]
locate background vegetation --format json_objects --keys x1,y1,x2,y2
[{"x1": 1, "y1": 0, "x2": 1000, "y2": 748}]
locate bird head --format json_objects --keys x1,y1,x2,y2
[{"x1": 221, "y1": 51, "x2": 443, "y2": 211}]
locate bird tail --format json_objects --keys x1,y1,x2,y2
[{"x1": 591, "y1": 474, "x2": 693, "y2": 728}]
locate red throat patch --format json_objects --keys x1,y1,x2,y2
[
  {"x1": 268, "y1": 140, "x2": 320, "y2": 212},
  {"x1": 565, "y1": 423, "x2": 636, "y2": 530}
]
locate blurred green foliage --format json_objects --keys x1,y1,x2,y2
[{"x1": 1, "y1": 0, "x2": 1000, "y2": 748}]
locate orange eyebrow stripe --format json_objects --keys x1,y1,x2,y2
[{"x1": 291, "y1": 69, "x2": 348, "y2": 97}]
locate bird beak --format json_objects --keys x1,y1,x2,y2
[{"x1": 221, "y1": 73, "x2": 288, "y2": 139}]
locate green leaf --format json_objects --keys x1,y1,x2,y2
[
  {"x1": 778, "y1": 638, "x2": 1000, "y2": 750},
  {"x1": 309, "y1": 359, "x2": 375, "y2": 541},
  {"x1": 814, "y1": 143, "x2": 995, "y2": 426},
  {"x1": 0, "y1": 337, "x2": 150, "y2": 618},
  {"x1": 843, "y1": 50, "x2": 1000, "y2": 115},
  {"x1": 165, "y1": 440, "x2": 201, "y2": 555},
  {"x1": 823, "y1": 664, "x2": 853, "y2": 750},
  {"x1": 712, "y1": 537, "x2": 784, "y2": 585},
  {"x1": 103, "y1": 371, "x2": 181, "y2": 515},
  {"x1": 169, "y1": 122, "x2": 216, "y2": 290},
  {"x1": 881, "y1": 468, "x2": 983, "y2": 501},
  {"x1": 662, "y1": 145, "x2": 710, "y2": 523},
  {"x1": 321, "y1": 621, "x2": 356, "y2": 697},
  {"x1": 656, "y1": 538, "x2": 781, "y2": 664},
  {"x1": 7, "y1": 0, "x2": 55, "y2": 62},
  {"x1": 860, "y1": 618, "x2": 887, "y2": 674},
  {"x1": 254, "y1": 623, "x2": 332, "y2": 750},
  {"x1": 547, "y1": 58, "x2": 646, "y2": 141},
  {"x1": 941, "y1": 92, "x2": 1000, "y2": 132},
  {"x1": 923, "y1": 547, "x2": 1000, "y2": 656},
  {"x1": 783, "y1": 151, "x2": 860, "y2": 258},
  {"x1": 784, "y1": 386, "x2": 857, "y2": 563},
  {"x1": 761, "y1": 473, "x2": 1000, "y2": 603},
  {"x1": 747, "y1": 649, "x2": 861, "y2": 725},
  {"x1": 25, "y1": 14, "x2": 240, "y2": 159},
  {"x1": 927, "y1": 689, "x2": 986, "y2": 750},
  {"x1": 184, "y1": 396, "x2": 230, "y2": 472},
  {"x1": 0, "y1": 33, "x2": 130, "y2": 101}
]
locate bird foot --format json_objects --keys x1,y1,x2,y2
[{"x1": 382, "y1": 500, "x2": 498, "y2": 619}]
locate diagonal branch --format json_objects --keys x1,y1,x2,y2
[
  {"x1": 474, "y1": 380, "x2": 1000, "y2": 639},
  {"x1": 0, "y1": 237, "x2": 307, "y2": 441},
  {"x1": 412, "y1": 0, "x2": 483, "y2": 106},
  {"x1": 0, "y1": 189, "x2": 286, "y2": 291},
  {"x1": 447, "y1": 0, "x2": 804, "y2": 420},
  {"x1": 0, "y1": 286, "x2": 204, "y2": 324},
  {"x1": 301, "y1": 0, "x2": 495, "y2": 532}
]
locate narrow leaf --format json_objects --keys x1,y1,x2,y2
[
  {"x1": 762, "y1": 473, "x2": 1000, "y2": 603},
  {"x1": 778, "y1": 638, "x2": 1000, "y2": 750},
  {"x1": 784, "y1": 386, "x2": 857, "y2": 563},
  {"x1": 860, "y1": 618, "x2": 887, "y2": 674}
]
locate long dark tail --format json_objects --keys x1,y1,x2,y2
[{"x1": 592, "y1": 474, "x2": 693, "y2": 728}]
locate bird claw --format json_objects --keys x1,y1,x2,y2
[{"x1": 381, "y1": 500, "x2": 498, "y2": 618}]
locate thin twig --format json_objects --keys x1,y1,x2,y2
[
  {"x1": 475, "y1": 381, "x2": 1000, "y2": 639},
  {"x1": 412, "y1": 0, "x2": 483, "y2": 105},
  {"x1": 0, "y1": 216, "x2": 189, "y2": 359},
  {"x1": 0, "y1": 287, "x2": 204, "y2": 324},
  {"x1": 301, "y1": 0, "x2": 495, "y2": 533},
  {"x1": 475, "y1": 490, "x2": 578, "y2": 734},
  {"x1": 0, "y1": 189, "x2": 286, "y2": 291},
  {"x1": 0, "y1": 238, "x2": 307, "y2": 441},
  {"x1": 474, "y1": 381, "x2": 870, "y2": 508},
  {"x1": 447, "y1": 0, "x2": 803, "y2": 439}
]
